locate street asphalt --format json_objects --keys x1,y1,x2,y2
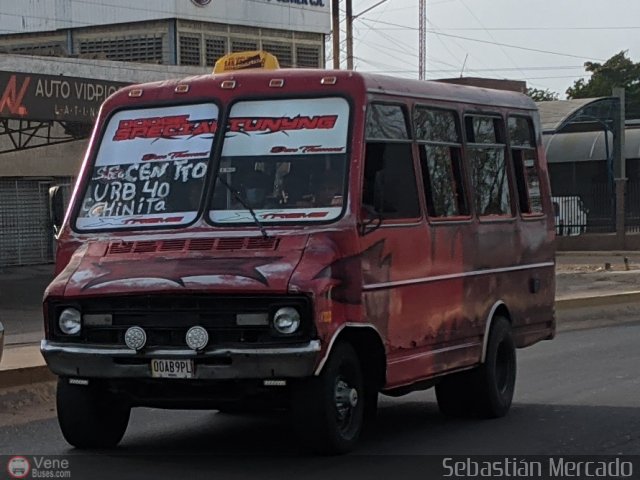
[{"x1": 0, "y1": 323, "x2": 638, "y2": 478}]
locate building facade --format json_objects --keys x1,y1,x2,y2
[{"x1": 0, "y1": 0, "x2": 330, "y2": 267}]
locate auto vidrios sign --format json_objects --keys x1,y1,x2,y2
[{"x1": 0, "y1": 71, "x2": 128, "y2": 123}]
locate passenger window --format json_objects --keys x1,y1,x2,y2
[
  {"x1": 415, "y1": 107, "x2": 468, "y2": 218},
  {"x1": 363, "y1": 103, "x2": 419, "y2": 219},
  {"x1": 465, "y1": 115, "x2": 511, "y2": 217},
  {"x1": 366, "y1": 104, "x2": 410, "y2": 140},
  {"x1": 509, "y1": 116, "x2": 543, "y2": 214},
  {"x1": 362, "y1": 142, "x2": 420, "y2": 219}
]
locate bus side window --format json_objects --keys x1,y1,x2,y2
[
  {"x1": 465, "y1": 115, "x2": 512, "y2": 217},
  {"x1": 362, "y1": 142, "x2": 420, "y2": 219},
  {"x1": 508, "y1": 116, "x2": 543, "y2": 215},
  {"x1": 363, "y1": 103, "x2": 420, "y2": 219},
  {"x1": 415, "y1": 107, "x2": 468, "y2": 218}
]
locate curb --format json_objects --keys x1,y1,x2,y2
[
  {"x1": 0, "y1": 365, "x2": 55, "y2": 389},
  {"x1": 555, "y1": 291, "x2": 640, "y2": 310},
  {"x1": 2, "y1": 292, "x2": 640, "y2": 390}
]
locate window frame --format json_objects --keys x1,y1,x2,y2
[
  {"x1": 206, "y1": 94, "x2": 354, "y2": 228},
  {"x1": 361, "y1": 101, "x2": 422, "y2": 224},
  {"x1": 463, "y1": 112, "x2": 515, "y2": 222},
  {"x1": 413, "y1": 105, "x2": 471, "y2": 223},
  {"x1": 507, "y1": 114, "x2": 545, "y2": 218}
]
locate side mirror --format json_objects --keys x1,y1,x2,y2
[{"x1": 49, "y1": 186, "x2": 65, "y2": 234}]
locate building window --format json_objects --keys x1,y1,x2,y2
[
  {"x1": 231, "y1": 39, "x2": 258, "y2": 52},
  {"x1": 79, "y1": 35, "x2": 163, "y2": 63},
  {"x1": 295, "y1": 45, "x2": 321, "y2": 68},
  {"x1": 205, "y1": 36, "x2": 227, "y2": 66},
  {"x1": 466, "y1": 115, "x2": 512, "y2": 217},
  {"x1": 415, "y1": 107, "x2": 468, "y2": 218},
  {"x1": 262, "y1": 42, "x2": 293, "y2": 67},
  {"x1": 509, "y1": 116, "x2": 543, "y2": 214},
  {"x1": 179, "y1": 35, "x2": 202, "y2": 66}
]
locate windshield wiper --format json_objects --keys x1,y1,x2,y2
[{"x1": 216, "y1": 174, "x2": 270, "y2": 239}]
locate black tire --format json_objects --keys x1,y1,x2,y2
[
  {"x1": 435, "y1": 316, "x2": 516, "y2": 419},
  {"x1": 474, "y1": 317, "x2": 516, "y2": 418},
  {"x1": 56, "y1": 378, "x2": 130, "y2": 449},
  {"x1": 435, "y1": 370, "x2": 475, "y2": 417},
  {"x1": 292, "y1": 342, "x2": 364, "y2": 454}
]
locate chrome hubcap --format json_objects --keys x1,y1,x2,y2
[{"x1": 335, "y1": 379, "x2": 358, "y2": 422}]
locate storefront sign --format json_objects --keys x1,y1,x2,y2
[{"x1": 0, "y1": 71, "x2": 128, "y2": 123}]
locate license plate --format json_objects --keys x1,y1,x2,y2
[{"x1": 150, "y1": 359, "x2": 195, "y2": 379}]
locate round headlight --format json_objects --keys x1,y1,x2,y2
[
  {"x1": 59, "y1": 308, "x2": 81, "y2": 335},
  {"x1": 273, "y1": 307, "x2": 301, "y2": 335},
  {"x1": 186, "y1": 326, "x2": 209, "y2": 351}
]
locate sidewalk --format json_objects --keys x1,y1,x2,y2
[
  {"x1": 2, "y1": 253, "x2": 640, "y2": 389},
  {"x1": 0, "y1": 264, "x2": 53, "y2": 346}
]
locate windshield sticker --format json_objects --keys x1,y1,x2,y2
[
  {"x1": 221, "y1": 98, "x2": 349, "y2": 157},
  {"x1": 113, "y1": 114, "x2": 218, "y2": 141},
  {"x1": 226, "y1": 115, "x2": 337, "y2": 135},
  {"x1": 76, "y1": 103, "x2": 218, "y2": 231},
  {"x1": 211, "y1": 208, "x2": 343, "y2": 224}
]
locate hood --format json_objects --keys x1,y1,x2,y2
[{"x1": 49, "y1": 235, "x2": 308, "y2": 299}]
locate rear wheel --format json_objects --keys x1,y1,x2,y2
[
  {"x1": 57, "y1": 378, "x2": 130, "y2": 449},
  {"x1": 436, "y1": 316, "x2": 516, "y2": 418},
  {"x1": 292, "y1": 342, "x2": 364, "y2": 454}
]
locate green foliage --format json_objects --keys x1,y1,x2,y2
[
  {"x1": 566, "y1": 50, "x2": 640, "y2": 118},
  {"x1": 527, "y1": 88, "x2": 559, "y2": 102}
]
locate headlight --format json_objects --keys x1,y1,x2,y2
[
  {"x1": 273, "y1": 307, "x2": 301, "y2": 335},
  {"x1": 59, "y1": 308, "x2": 81, "y2": 335}
]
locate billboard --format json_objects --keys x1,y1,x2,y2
[
  {"x1": 0, "y1": 0, "x2": 331, "y2": 35},
  {"x1": 0, "y1": 71, "x2": 128, "y2": 123}
]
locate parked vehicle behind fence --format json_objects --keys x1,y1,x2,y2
[
  {"x1": 552, "y1": 195, "x2": 588, "y2": 236},
  {"x1": 42, "y1": 51, "x2": 556, "y2": 454}
]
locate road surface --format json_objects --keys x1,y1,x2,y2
[{"x1": 0, "y1": 322, "x2": 638, "y2": 479}]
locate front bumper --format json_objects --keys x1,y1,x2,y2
[{"x1": 41, "y1": 340, "x2": 321, "y2": 380}]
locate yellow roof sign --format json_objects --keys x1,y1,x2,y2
[{"x1": 213, "y1": 51, "x2": 280, "y2": 74}]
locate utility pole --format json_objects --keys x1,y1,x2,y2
[
  {"x1": 419, "y1": 0, "x2": 426, "y2": 80},
  {"x1": 332, "y1": 0, "x2": 341, "y2": 69},
  {"x1": 346, "y1": 0, "x2": 354, "y2": 70}
]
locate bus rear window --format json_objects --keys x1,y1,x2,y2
[{"x1": 75, "y1": 103, "x2": 218, "y2": 231}]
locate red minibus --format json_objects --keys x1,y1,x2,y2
[{"x1": 43, "y1": 57, "x2": 555, "y2": 453}]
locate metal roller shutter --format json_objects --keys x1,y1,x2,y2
[{"x1": 0, "y1": 179, "x2": 53, "y2": 266}]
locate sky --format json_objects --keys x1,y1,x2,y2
[{"x1": 339, "y1": 0, "x2": 640, "y2": 98}]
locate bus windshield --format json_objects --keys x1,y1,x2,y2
[
  {"x1": 209, "y1": 97, "x2": 349, "y2": 224},
  {"x1": 75, "y1": 103, "x2": 218, "y2": 231}
]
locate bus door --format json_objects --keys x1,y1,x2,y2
[{"x1": 358, "y1": 102, "x2": 432, "y2": 386}]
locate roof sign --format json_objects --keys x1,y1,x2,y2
[{"x1": 213, "y1": 51, "x2": 280, "y2": 74}]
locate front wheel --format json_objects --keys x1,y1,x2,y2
[
  {"x1": 57, "y1": 378, "x2": 130, "y2": 449},
  {"x1": 291, "y1": 342, "x2": 364, "y2": 454}
]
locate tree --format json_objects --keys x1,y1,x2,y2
[
  {"x1": 527, "y1": 88, "x2": 559, "y2": 102},
  {"x1": 566, "y1": 50, "x2": 640, "y2": 118}
]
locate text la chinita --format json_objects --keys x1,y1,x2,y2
[{"x1": 113, "y1": 114, "x2": 339, "y2": 141}]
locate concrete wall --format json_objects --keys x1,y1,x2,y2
[
  {"x1": 0, "y1": 54, "x2": 210, "y2": 84},
  {"x1": 0, "y1": 139, "x2": 87, "y2": 178},
  {"x1": 0, "y1": 0, "x2": 331, "y2": 34},
  {"x1": 556, "y1": 233, "x2": 640, "y2": 251}
]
